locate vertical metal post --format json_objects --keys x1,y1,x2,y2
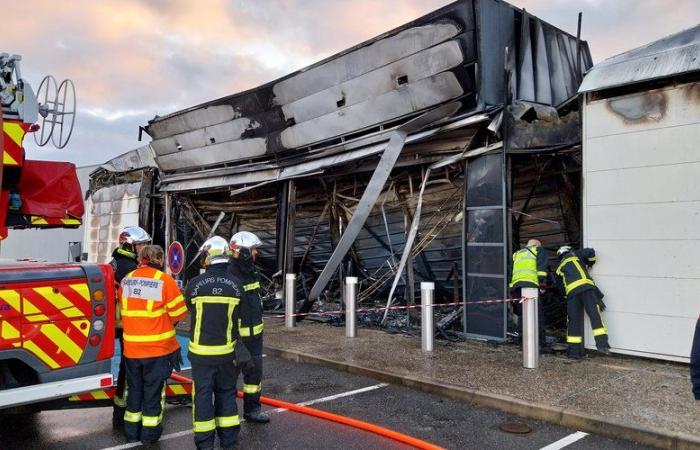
[
  {"x1": 522, "y1": 287, "x2": 539, "y2": 369},
  {"x1": 285, "y1": 273, "x2": 296, "y2": 328},
  {"x1": 421, "y1": 282, "x2": 435, "y2": 352},
  {"x1": 164, "y1": 193, "x2": 172, "y2": 275},
  {"x1": 345, "y1": 277, "x2": 358, "y2": 338}
]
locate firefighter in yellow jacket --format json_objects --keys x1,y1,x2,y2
[
  {"x1": 509, "y1": 239, "x2": 548, "y2": 350},
  {"x1": 119, "y1": 245, "x2": 188, "y2": 445}
]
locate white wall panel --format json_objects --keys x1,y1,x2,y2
[
  {"x1": 591, "y1": 274, "x2": 700, "y2": 318},
  {"x1": 585, "y1": 312, "x2": 695, "y2": 359},
  {"x1": 586, "y1": 162, "x2": 700, "y2": 205},
  {"x1": 583, "y1": 81, "x2": 700, "y2": 361},
  {"x1": 587, "y1": 202, "x2": 700, "y2": 240},
  {"x1": 587, "y1": 238, "x2": 700, "y2": 279},
  {"x1": 586, "y1": 124, "x2": 700, "y2": 172},
  {"x1": 585, "y1": 82, "x2": 700, "y2": 139}
]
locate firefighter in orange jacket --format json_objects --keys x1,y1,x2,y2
[{"x1": 119, "y1": 245, "x2": 188, "y2": 445}]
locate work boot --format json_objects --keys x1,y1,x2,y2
[
  {"x1": 244, "y1": 410, "x2": 270, "y2": 423},
  {"x1": 112, "y1": 407, "x2": 125, "y2": 429},
  {"x1": 597, "y1": 346, "x2": 611, "y2": 356}
]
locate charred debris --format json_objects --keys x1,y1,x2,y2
[{"x1": 88, "y1": 0, "x2": 592, "y2": 343}]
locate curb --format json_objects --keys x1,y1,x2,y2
[{"x1": 264, "y1": 346, "x2": 700, "y2": 450}]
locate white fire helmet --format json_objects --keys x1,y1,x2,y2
[
  {"x1": 230, "y1": 231, "x2": 263, "y2": 249},
  {"x1": 119, "y1": 226, "x2": 152, "y2": 246},
  {"x1": 200, "y1": 236, "x2": 232, "y2": 265},
  {"x1": 557, "y1": 245, "x2": 573, "y2": 257}
]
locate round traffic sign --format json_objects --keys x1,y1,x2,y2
[{"x1": 167, "y1": 241, "x2": 185, "y2": 275}]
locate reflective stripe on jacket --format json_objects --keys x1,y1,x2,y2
[
  {"x1": 119, "y1": 266, "x2": 187, "y2": 358},
  {"x1": 185, "y1": 264, "x2": 243, "y2": 360},
  {"x1": 556, "y1": 251, "x2": 596, "y2": 296}
]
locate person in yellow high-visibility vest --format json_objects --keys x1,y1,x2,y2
[{"x1": 509, "y1": 239, "x2": 548, "y2": 350}]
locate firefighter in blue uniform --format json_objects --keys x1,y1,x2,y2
[
  {"x1": 186, "y1": 236, "x2": 252, "y2": 450},
  {"x1": 555, "y1": 246, "x2": 611, "y2": 358},
  {"x1": 229, "y1": 231, "x2": 270, "y2": 424},
  {"x1": 691, "y1": 314, "x2": 700, "y2": 401},
  {"x1": 509, "y1": 239, "x2": 548, "y2": 350}
]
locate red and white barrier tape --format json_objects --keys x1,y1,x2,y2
[{"x1": 268, "y1": 296, "x2": 534, "y2": 319}]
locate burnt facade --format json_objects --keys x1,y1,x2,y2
[{"x1": 89, "y1": 0, "x2": 592, "y2": 341}]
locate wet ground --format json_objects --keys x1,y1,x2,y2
[
  {"x1": 0, "y1": 355, "x2": 652, "y2": 450},
  {"x1": 265, "y1": 320, "x2": 699, "y2": 439}
]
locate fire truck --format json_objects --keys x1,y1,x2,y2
[{"x1": 0, "y1": 54, "x2": 191, "y2": 412}]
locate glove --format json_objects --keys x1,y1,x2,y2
[
  {"x1": 235, "y1": 341, "x2": 255, "y2": 371},
  {"x1": 595, "y1": 287, "x2": 606, "y2": 312}
]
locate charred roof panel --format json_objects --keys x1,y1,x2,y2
[
  {"x1": 145, "y1": 0, "x2": 591, "y2": 186},
  {"x1": 579, "y1": 24, "x2": 700, "y2": 93}
]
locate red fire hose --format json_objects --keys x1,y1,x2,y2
[{"x1": 169, "y1": 373, "x2": 444, "y2": 450}]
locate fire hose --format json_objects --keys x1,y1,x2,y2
[{"x1": 169, "y1": 373, "x2": 444, "y2": 450}]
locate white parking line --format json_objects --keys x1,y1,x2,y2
[
  {"x1": 539, "y1": 431, "x2": 589, "y2": 450},
  {"x1": 99, "y1": 383, "x2": 388, "y2": 450}
]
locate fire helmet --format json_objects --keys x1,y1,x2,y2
[
  {"x1": 200, "y1": 236, "x2": 232, "y2": 266},
  {"x1": 230, "y1": 231, "x2": 263, "y2": 249},
  {"x1": 119, "y1": 226, "x2": 152, "y2": 247},
  {"x1": 556, "y1": 245, "x2": 573, "y2": 257}
]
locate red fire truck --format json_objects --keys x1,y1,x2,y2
[{"x1": 0, "y1": 54, "x2": 190, "y2": 412}]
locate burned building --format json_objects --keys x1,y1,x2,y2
[{"x1": 87, "y1": 0, "x2": 591, "y2": 342}]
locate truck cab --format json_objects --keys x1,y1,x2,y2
[{"x1": 0, "y1": 260, "x2": 115, "y2": 410}]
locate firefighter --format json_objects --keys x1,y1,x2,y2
[
  {"x1": 691, "y1": 314, "x2": 700, "y2": 400},
  {"x1": 555, "y1": 245, "x2": 611, "y2": 359},
  {"x1": 229, "y1": 231, "x2": 270, "y2": 424},
  {"x1": 186, "y1": 236, "x2": 251, "y2": 450},
  {"x1": 509, "y1": 239, "x2": 548, "y2": 350},
  {"x1": 110, "y1": 226, "x2": 152, "y2": 427},
  {"x1": 119, "y1": 245, "x2": 188, "y2": 444}
]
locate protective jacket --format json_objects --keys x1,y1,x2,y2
[
  {"x1": 111, "y1": 248, "x2": 138, "y2": 329},
  {"x1": 185, "y1": 264, "x2": 245, "y2": 366},
  {"x1": 228, "y1": 257, "x2": 263, "y2": 338},
  {"x1": 509, "y1": 246, "x2": 548, "y2": 289},
  {"x1": 119, "y1": 264, "x2": 187, "y2": 359},
  {"x1": 555, "y1": 248, "x2": 597, "y2": 297},
  {"x1": 111, "y1": 248, "x2": 139, "y2": 284}
]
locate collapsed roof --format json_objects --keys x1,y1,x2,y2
[{"x1": 142, "y1": 0, "x2": 592, "y2": 192}]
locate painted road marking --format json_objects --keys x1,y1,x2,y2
[
  {"x1": 539, "y1": 431, "x2": 589, "y2": 450},
  {"x1": 99, "y1": 383, "x2": 389, "y2": 450}
]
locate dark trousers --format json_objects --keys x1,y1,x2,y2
[
  {"x1": 566, "y1": 289, "x2": 609, "y2": 357},
  {"x1": 192, "y1": 360, "x2": 239, "y2": 450},
  {"x1": 240, "y1": 336, "x2": 263, "y2": 414},
  {"x1": 511, "y1": 288, "x2": 546, "y2": 348},
  {"x1": 123, "y1": 353, "x2": 173, "y2": 443},
  {"x1": 113, "y1": 331, "x2": 127, "y2": 422},
  {"x1": 691, "y1": 318, "x2": 700, "y2": 400}
]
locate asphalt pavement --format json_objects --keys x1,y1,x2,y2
[{"x1": 0, "y1": 355, "x2": 654, "y2": 450}]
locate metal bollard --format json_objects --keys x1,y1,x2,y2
[
  {"x1": 345, "y1": 277, "x2": 358, "y2": 338},
  {"x1": 285, "y1": 273, "x2": 296, "y2": 328},
  {"x1": 522, "y1": 287, "x2": 539, "y2": 369},
  {"x1": 421, "y1": 282, "x2": 435, "y2": 352}
]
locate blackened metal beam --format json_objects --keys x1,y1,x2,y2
[{"x1": 309, "y1": 103, "x2": 461, "y2": 301}]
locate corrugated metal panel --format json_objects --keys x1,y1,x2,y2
[
  {"x1": 579, "y1": 24, "x2": 700, "y2": 93},
  {"x1": 83, "y1": 182, "x2": 142, "y2": 263}
]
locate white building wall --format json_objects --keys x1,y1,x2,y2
[
  {"x1": 582, "y1": 81, "x2": 700, "y2": 362},
  {"x1": 83, "y1": 182, "x2": 142, "y2": 264},
  {"x1": 1, "y1": 165, "x2": 97, "y2": 262}
]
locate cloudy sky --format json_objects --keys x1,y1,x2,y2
[{"x1": 4, "y1": 0, "x2": 699, "y2": 166}]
